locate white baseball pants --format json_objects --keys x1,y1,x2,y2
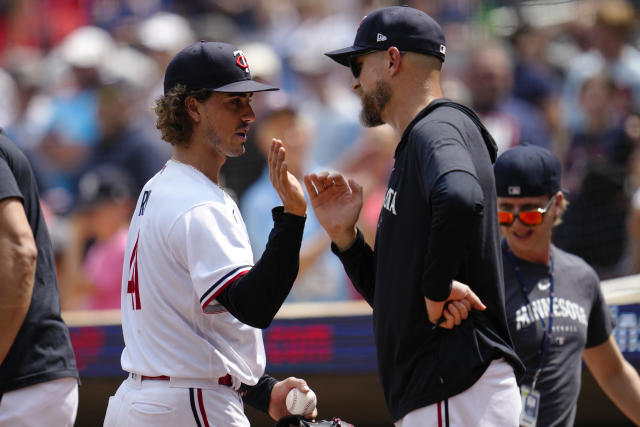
[
  {"x1": 395, "y1": 358, "x2": 521, "y2": 427},
  {"x1": 104, "y1": 374, "x2": 250, "y2": 427},
  {"x1": 0, "y1": 377, "x2": 78, "y2": 427}
]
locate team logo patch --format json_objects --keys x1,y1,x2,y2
[
  {"x1": 508, "y1": 186, "x2": 521, "y2": 195},
  {"x1": 377, "y1": 33, "x2": 387, "y2": 42},
  {"x1": 440, "y1": 44, "x2": 446, "y2": 54},
  {"x1": 234, "y1": 50, "x2": 250, "y2": 73}
]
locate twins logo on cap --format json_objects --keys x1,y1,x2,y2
[
  {"x1": 163, "y1": 41, "x2": 279, "y2": 94},
  {"x1": 234, "y1": 50, "x2": 250, "y2": 73}
]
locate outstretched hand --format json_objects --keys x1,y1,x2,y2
[
  {"x1": 303, "y1": 172, "x2": 363, "y2": 251},
  {"x1": 269, "y1": 139, "x2": 306, "y2": 217},
  {"x1": 425, "y1": 280, "x2": 486, "y2": 329},
  {"x1": 269, "y1": 377, "x2": 318, "y2": 421}
]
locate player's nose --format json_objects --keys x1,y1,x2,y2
[
  {"x1": 351, "y1": 78, "x2": 361, "y2": 92},
  {"x1": 242, "y1": 104, "x2": 256, "y2": 123}
]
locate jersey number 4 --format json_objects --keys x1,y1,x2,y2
[{"x1": 127, "y1": 233, "x2": 142, "y2": 310}]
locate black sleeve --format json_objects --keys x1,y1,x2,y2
[
  {"x1": 0, "y1": 157, "x2": 22, "y2": 201},
  {"x1": 585, "y1": 273, "x2": 615, "y2": 348},
  {"x1": 243, "y1": 374, "x2": 278, "y2": 413},
  {"x1": 216, "y1": 207, "x2": 305, "y2": 329},
  {"x1": 331, "y1": 228, "x2": 376, "y2": 306},
  {"x1": 421, "y1": 170, "x2": 483, "y2": 301}
]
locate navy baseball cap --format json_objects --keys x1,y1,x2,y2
[
  {"x1": 494, "y1": 145, "x2": 562, "y2": 197},
  {"x1": 74, "y1": 165, "x2": 134, "y2": 212},
  {"x1": 163, "y1": 41, "x2": 279, "y2": 95},
  {"x1": 325, "y1": 6, "x2": 446, "y2": 67}
]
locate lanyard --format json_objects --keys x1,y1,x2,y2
[{"x1": 507, "y1": 247, "x2": 554, "y2": 392}]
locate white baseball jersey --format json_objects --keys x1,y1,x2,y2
[{"x1": 120, "y1": 159, "x2": 265, "y2": 386}]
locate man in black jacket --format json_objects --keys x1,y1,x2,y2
[{"x1": 305, "y1": 6, "x2": 524, "y2": 426}]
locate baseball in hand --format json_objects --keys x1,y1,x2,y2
[{"x1": 285, "y1": 388, "x2": 317, "y2": 416}]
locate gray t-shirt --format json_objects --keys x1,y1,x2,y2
[{"x1": 503, "y1": 241, "x2": 613, "y2": 427}]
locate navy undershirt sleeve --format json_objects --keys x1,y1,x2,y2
[
  {"x1": 331, "y1": 228, "x2": 376, "y2": 306},
  {"x1": 421, "y1": 170, "x2": 484, "y2": 301},
  {"x1": 217, "y1": 207, "x2": 305, "y2": 328},
  {"x1": 243, "y1": 374, "x2": 277, "y2": 413}
]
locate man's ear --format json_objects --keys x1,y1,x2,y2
[
  {"x1": 553, "y1": 191, "x2": 564, "y2": 217},
  {"x1": 387, "y1": 47, "x2": 403, "y2": 76},
  {"x1": 185, "y1": 96, "x2": 201, "y2": 122}
]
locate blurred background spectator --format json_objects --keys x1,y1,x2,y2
[
  {"x1": 553, "y1": 73, "x2": 639, "y2": 278},
  {"x1": 562, "y1": 0, "x2": 640, "y2": 133},
  {"x1": 335, "y1": 125, "x2": 397, "y2": 248},
  {"x1": 58, "y1": 165, "x2": 134, "y2": 310},
  {"x1": 240, "y1": 100, "x2": 352, "y2": 302},
  {"x1": 0, "y1": 0, "x2": 637, "y2": 309},
  {"x1": 463, "y1": 39, "x2": 551, "y2": 152}
]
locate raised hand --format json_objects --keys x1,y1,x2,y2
[
  {"x1": 425, "y1": 280, "x2": 486, "y2": 329},
  {"x1": 269, "y1": 139, "x2": 306, "y2": 217},
  {"x1": 303, "y1": 171, "x2": 363, "y2": 251}
]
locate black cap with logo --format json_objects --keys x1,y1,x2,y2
[
  {"x1": 325, "y1": 5, "x2": 446, "y2": 67},
  {"x1": 163, "y1": 41, "x2": 279, "y2": 95},
  {"x1": 494, "y1": 145, "x2": 562, "y2": 198}
]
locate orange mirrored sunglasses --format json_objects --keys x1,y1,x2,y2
[{"x1": 498, "y1": 196, "x2": 556, "y2": 226}]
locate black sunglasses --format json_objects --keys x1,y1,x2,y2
[
  {"x1": 348, "y1": 49, "x2": 379, "y2": 78},
  {"x1": 348, "y1": 49, "x2": 406, "y2": 78}
]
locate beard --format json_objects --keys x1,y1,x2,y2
[
  {"x1": 205, "y1": 120, "x2": 246, "y2": 158},
  {"x1": 359, "y1": 80, "x2": 392, "y2": 127}
]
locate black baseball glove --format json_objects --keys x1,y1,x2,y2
[{"x1": 275, "y1": 415, "x2": 354, "y2": 427}]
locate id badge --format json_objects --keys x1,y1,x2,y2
[{"x1": 519, "y1": 385, "x2": 540, "y2": 427}]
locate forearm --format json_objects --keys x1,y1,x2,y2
[
  {"x1": 0, "y1": 240, "x2": 37, "y2": 364},
  {"x1": 596, "y1": 361, "x2": 640, "y2": 424},
  {"x1": 217, "y1": 207, "x2": 305, "y2": 328}
]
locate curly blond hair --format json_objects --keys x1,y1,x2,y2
[{"x1": 154, "y1": 85, "x2": 212, "y2": 146}]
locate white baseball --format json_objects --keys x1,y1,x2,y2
[{"x1": 285, "y1": 388, "x2": 317, "y2": 416}]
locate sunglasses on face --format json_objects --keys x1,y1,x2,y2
[
  {"x1": 349, "y1": 50, "x2": 378, "y2": 78},
  {"x1": 348, "y1": 49, "x2": 405, "y2": 78},
  {"x1": 498, "y1": 195, "x2": 556, "y2": 226}
]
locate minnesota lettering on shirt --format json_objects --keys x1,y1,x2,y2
[{"x1": 515, "y1": 296, "x2": 588, "y2": 331}]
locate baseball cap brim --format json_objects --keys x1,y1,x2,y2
[
  {"x1": 211, "y1": 79, "x2": 279, "y2": 93},
  {"x1": 325, "y1": 45, "x2": 374, "y2": 67}
]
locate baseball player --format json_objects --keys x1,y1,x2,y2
[{"x1": 103, "y1": 41, "x2": 316, "y2": 427}]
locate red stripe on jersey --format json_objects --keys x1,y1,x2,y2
[
  {"x1": 197, "y1": 388, "x2": 210, "y2": 427},
  {"x1": 437, "y1": 401, "x2": 442, "y2": 427},
  {"x1": 201, "y1": 269, "x2": 250, "y2": 311}
]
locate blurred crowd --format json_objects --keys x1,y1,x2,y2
[{"x1": 1, "y1": 0, "x2": 639, "y2": 310}]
